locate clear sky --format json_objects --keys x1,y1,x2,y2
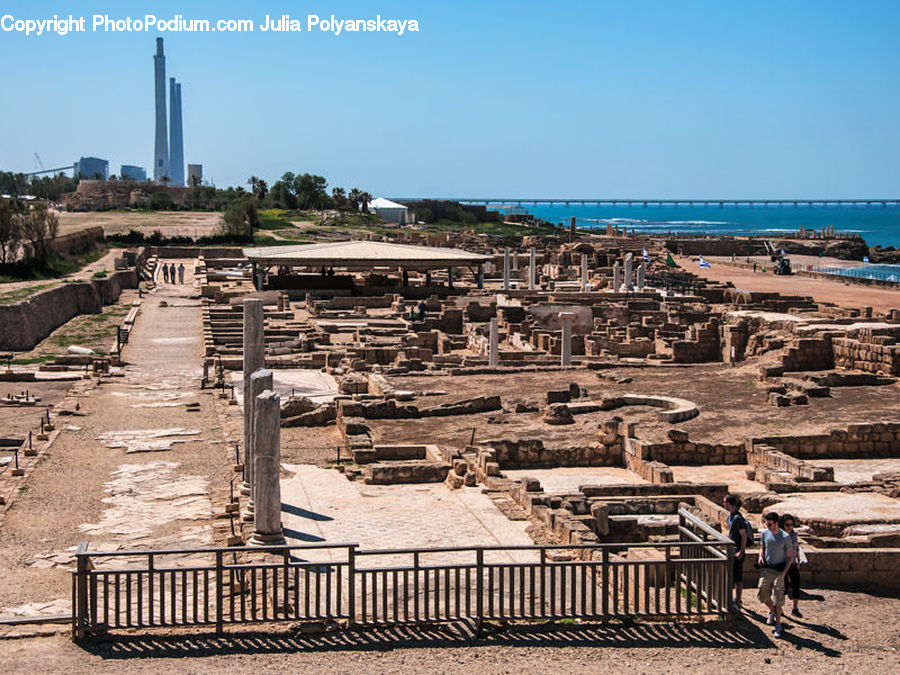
[{"x1": 1, "y1": 0, "x2": 898, "y2": 198}]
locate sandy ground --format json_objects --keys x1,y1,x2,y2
[
  {"x1": 0, "y1": 588, "x2": 897, "y2": 673},
  {"x1": 678, "y1": 255, "x2": 900, "y2": 312},
  {"x1": 57, "y1": 211, "x2": 222, "y2": 238}
]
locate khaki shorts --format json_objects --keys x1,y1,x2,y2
[{"x1": 757, "y1": 567, "x2": 786, "y2": 608}]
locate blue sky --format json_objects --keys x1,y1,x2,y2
[{"x1": 1, "y1": 1, "x2": 898, "y2": 197}]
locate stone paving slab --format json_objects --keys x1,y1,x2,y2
[
  {"x1": 503, "y1": 467, "x2": 648, "y2": 493},
  {"x1": 280, "y1": 464, "x2": 535, "y2": 566}
]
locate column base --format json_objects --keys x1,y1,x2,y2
[{"x1": 248, "y1": 530, "x2": 286, "y2": 546}]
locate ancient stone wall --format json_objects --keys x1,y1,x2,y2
[
  {"x1": 0, "y1": 269, "x2": 138, "y2": 350},
  {"x1": 832, "y1": 336, "x2": 900, "y2": 376},
  {"x1": 752, "y1": 423, "x2": 900, "y2": 460}
]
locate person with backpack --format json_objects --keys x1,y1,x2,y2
[
  {"x1": 758, "y1": 511, "x2": 794, "y2": 639},
  {"x1": 724, "y1": 494, "x2": 750, "y2": 610}
]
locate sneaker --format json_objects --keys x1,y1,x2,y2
[
  {"x1": 791, "y1": 608, "x2": 803, "y2": 618},
  {"x1": 766, "y1": 612, "x2": 775, "y2": 625},
  {"x1": 773, "y1": 624, "x2": 785, "y2": 639}
]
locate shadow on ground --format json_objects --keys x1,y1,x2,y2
[{"x1": 78, "y1": 618, "x2": 790, "y2": 660}]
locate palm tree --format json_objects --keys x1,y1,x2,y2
[
  {"x1": 359, "y1": 191, "x2": 372, "y2": 214},
  {"x1": 348, "y1": 188, "x2": 362, "y2": 212}
]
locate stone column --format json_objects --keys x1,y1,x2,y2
[
  {"x1": 488, "y1": 317, "x2": 499, "y2": 366},
  {"x1": 529, "y1": 247, "x2": 536, "y2": 290},
  {"x1": 637, "y1": 262, "x2": 646, "y2": 291},
  {"x1": 503, "y1": 247, "x2": 510, "y2": 291},
  {"x1": 241, "y1": 299, "x2": 265, "y2": 497},
  {"x1": 512, "y1": 250, "x2": 519, "y2": 271},
  {"x1": 242, "y1": 368, "x2": 273, "y2": 521},
  {"x1": 250, "y1": 389, "x2": 285, "y2": 545},
  {"x1": 581, "y1": 254, "x2": 589, "y2": 292},
  {"x1": 559, "y1": 312, "x2": 574, "y2": 366},
  {"x1": 477, "y1": 265, "x2": 484, "y2": 290},
  {"x1": 623, "y1": 252, "x2": 634, "y2": 291},
  {"x1": 447, "y1": 266, "x2": 454, "y2": 289},
  {"x1": 613, "y1": 261, "x2": 622, "y2": 292}
]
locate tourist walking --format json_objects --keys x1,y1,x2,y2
[
  {"x1": 162, "y1": 263, "x2": 169, "y2": 283},
  {"x1": 417, "y1": 300, "x2": 427, "y2": 322},
  {"x1": 178, "y1": 263, "x2": 185, "y2": 284},
  {"x1": 758, "y1": 511, "x2": 794, "y2": 638},
  {"x1": 169, "y1": 263, "x2": 177, "y2": 284},
  {"x1": 724, "y1": 494, "x2": 749, "y2": 609},
  {"x1": 780, "y1": 513, "x2": 803, "y2": 618}
]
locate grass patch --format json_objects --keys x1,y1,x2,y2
[
  {"x1": 0, "y1": 282, "x2": 59, "y2": 305},
  {"x1": 91, "y1": 270, "x2": 108, "y2": 279},
  {"x1": 10, "y1": 354, "x2": 56, "y2": 365},
  {"x1": 423, "y1": 219, "x2": 563, "y2": 237}
]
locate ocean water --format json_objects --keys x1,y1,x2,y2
[{"x1": 499, "y1": 204, "x2": 900, "y2": 248}]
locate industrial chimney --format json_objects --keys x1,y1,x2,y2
[
  {"x1": 153, "y1": 38, "x2": 169, "y2": 183},
  {"x1": 169, "y1": 78, "x2": 185, "y2": 186}
]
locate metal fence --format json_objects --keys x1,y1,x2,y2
[{"x1": 72, "y1": 509, "x2": 733, "y2": 640}]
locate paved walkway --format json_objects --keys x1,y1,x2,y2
[
  {"x1": 0, "y1": 260, "x2": 228, "y2": 627},
  {"x1": 280, "y1": 464, "x2": 535, "y2": 565}
]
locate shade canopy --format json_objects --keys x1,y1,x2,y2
[{"x1": 243, "y1": 240, "x2": 490, "y2": 271}]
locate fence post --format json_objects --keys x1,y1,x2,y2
[
  {"x1": 601, "y1": 547, "x2": 609, "y2": 619},
  {"x1": 215, "y1": 551, "x2": 224, "y2": 634},
  {"x1": 725, "y1": 541, "x2": 734, "y2": 617},
  {"x1": 475, "y1": 548, "x2": 484, "y2": 625},
  {"x1": 347, "y1": 545, "x2": 356, "y2": 626},
  {"x1": 73, "y1": 542, "x2": 89, "y2": 641}
]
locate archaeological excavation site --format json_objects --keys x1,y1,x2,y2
[{"x1": 1, "y1": 230, "x2": 899, "y2": 649}]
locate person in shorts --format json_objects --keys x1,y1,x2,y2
[
  {"x1": 724, "y1": 494, "x2": 748, "y2": 609},
  {"x1": 758, "y1": 511, "x2": 794, "y2": 638}
]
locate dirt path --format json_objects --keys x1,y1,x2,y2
[
  {"x1": 676, "y1": 255, "x2": 900, "y2": 312},
  {"x1": 0, "y1": 261, "x2": 230, "y2": 618}
]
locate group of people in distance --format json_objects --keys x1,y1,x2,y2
[
  {"x1": 724, "y1": 494, "x2": 803, "y2": 639},
  {"x1": 161, "y1": 262, "x2": 186, "y2": 285}
]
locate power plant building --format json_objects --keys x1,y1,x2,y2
[
  {"x1": 74, "y1": 156, "x2": 109, "y2": 180},
  {"x1": 120, "y1": 165, "x2": 147, "y2": 181},
  {"x1": 187, "y1": 163, "x2": 203, "y2": 186}
]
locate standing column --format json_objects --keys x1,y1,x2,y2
[
  {"x1": 488, "y1": 317, "x2": 499, "y2": 366},
  {"x1": 612, "y1": 261, "x2": 622, "y2": 292},
  {"x1": 250, "y1": 389, "x2": 286, "y2": 545},
  {"x1": 447, "y1": 266, "x2": 454, "y2": 289},
  {"x1": 623, "y1": 252, "x2": 634, "y2": 291},
  {"x1": 581, "y1": 254, "x2": 589, "y2": 292},
  {"x1": 512, "y1": 250, "x2": 519, "y2": 271},
  {"x1": 637, "y1": 262, "x2": 646, "y2": 291},
  {"x1": 477, "y1": 265, "x2": 484, "y2": 290},
  {"x1": 559, "y1": 312, "x2": 574, "y2": 366},
  {"x1": 503, "y1": 247, "x2": 510, "y2": 291},
  {"x1": 242, "y1": 368, "x2": 272, "y2": 521},
  {"x1": 529, "y1": 247, "x2": 536, "y2": 290},
  {"x1": 241, "y1": 299, "x2": 265, "y2": 498}
]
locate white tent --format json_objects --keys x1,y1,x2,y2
[{"x1": 367, "y1": 197, "x2": 409, "y2": 224}]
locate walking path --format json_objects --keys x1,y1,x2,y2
[{"x1": 0, "y1": 261, "x2": 230, "y2": 633}]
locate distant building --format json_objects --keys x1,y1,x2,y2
[
  {"x1": 187, "y1": 163, "x2": 202, "y2": 186},
  {"x1": 367, "y1": 197, "x2": 409, "y2": 224},
  {"x1": 74, "y1": 156, "x2": 109, "y2": 180},
  {"x1": 120, "y1": 165, "x2": 147, "y2": 182}
]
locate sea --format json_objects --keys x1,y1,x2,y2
[{"x1": 497, "y1": 204, "x2": 900, "y2": 249}]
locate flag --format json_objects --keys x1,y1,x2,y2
[
  {"x1": 698, "y1": 255, "x2": 711, "y2": 269},
  {"x1": 665, "y1": 253, "x2": 678, "y2": 268},
  {"x1": 642, "y1": 248, "x2": 650, "y2": 262},
  {"x1": 863, "y1": 256, "x2": 870, "y2": 263}
]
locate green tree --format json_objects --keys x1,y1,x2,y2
[
  {"x1": 0, "y1": 198, "x2": 22, "y2": 263},
  {"x1": 331, "y1": 187, "x2": 348, "y2": 211},
  {"x1": 248, "y1": 176, "x2": 268, "y2": 201},
  {"x1": 219, "y1": 196, "x2": 259, "y2": 241},
  {"x1": 19, "y1": 203, "x2": 59, "y2": 268},
  {"x1": 148, "y1": 191, "x2": 175, "y2": 210}
]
